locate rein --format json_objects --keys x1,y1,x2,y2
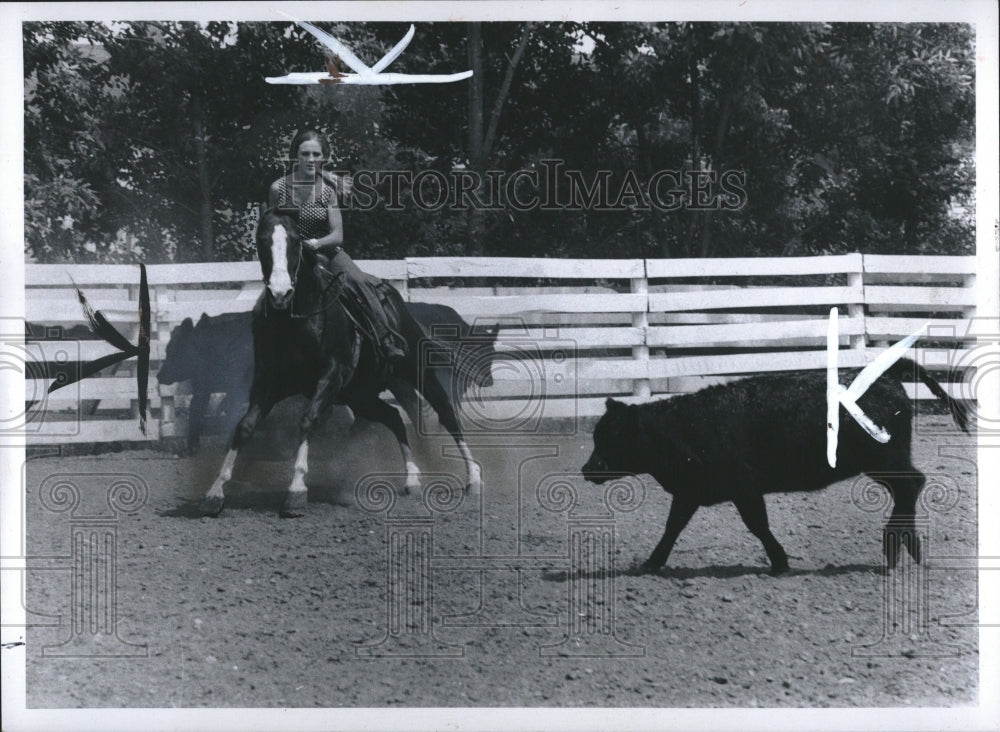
[
  {"x1": 289, "y1": 265, "x2": 346, "y2": 319},
  {"x1": 263, "y1": 245, "x2": 346, "y2": 320}
]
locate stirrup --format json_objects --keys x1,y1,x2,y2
[{"x1": 382, "y1": 339, "x2": 406, "y2": 361}]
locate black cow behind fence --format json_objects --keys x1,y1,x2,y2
[
  {"x1": 156, "y1": 312, "x2": 254, "y2": 452},
  {"x1": 201, "y1": 211, "x2": 486, "y2": 517},
  {"x1": 156, "y1": 305, "x2": 498, "y2": 453},
  {"x1": 582, "y1": 359, "x2": 968, "y2": 575}
]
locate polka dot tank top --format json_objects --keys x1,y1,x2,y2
[{"x1": 275, "y1": 176, "x2": 338, "y2": 240}]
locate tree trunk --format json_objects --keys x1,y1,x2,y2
[
  {"x1": 467, "y1": 23, "x2": 485, "y2": 171},
  {"x1": 466, "y1": 23, "x2": 485, "y2": 253},
  {"x1": 482, "y1": 23, "x2": 533, "y2": 162},
  {"x1": 686, "y1": 29, "x2": 702, "y2": 258},
  {"x1": 465, "y1": 22, "x2": 533, "y2": 255},
  {"x1": 192, "y1": 97, "x2": 214, "y2": 262},
  {"x1": 697, "y1": 87, "x2": 735, "y2": 258},
  {"x1": 698, "y1": 42, "x2": 758, "y2": 258}
]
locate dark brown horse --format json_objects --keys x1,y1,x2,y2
[{"x1": 203, "y1": 210, "x2": 481, "y2": 516}]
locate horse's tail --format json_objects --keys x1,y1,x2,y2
[{"x1": 886, "y1": 357, "x2": 970, "y2": 432}]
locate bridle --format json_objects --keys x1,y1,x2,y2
[
  {"x1": 262, "y1": 229, "x2": 352, "y2": 320},
  {"x1": 258, "y1": 214, "x2": 375, "y2": 360}
]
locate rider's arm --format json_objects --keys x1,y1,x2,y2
[{"x1": 305, "y1": 198, "x2": 344, "y2": 250}]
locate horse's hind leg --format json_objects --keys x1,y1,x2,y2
[
  {"x1": 203, "y1": 398, "x2": 273, "y2": 516},
  {"x1": 353, "y1": 397, "x2": 420, "y2": 495},
  {"x1": 417, "y1": 372, "x2": 481, "y2": 495}
]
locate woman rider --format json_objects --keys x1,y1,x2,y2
[{"x1": 268, "y1": 129, "x2": 406, "y2": 361}]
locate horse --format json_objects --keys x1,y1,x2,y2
[
  {"x1": 202, "y1": 210, "x2": 482, "y2": 517},
  {"x1": 156, "y1": 304, "x2": 499, "y2": 454}
]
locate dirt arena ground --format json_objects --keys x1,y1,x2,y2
[{"x1": 24, "y1": 407, "x2": 977, "y2": 709}]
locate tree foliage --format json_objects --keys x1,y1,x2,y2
[{"x1": 23, "y1": 21, "x2": 974, "y2": 262}]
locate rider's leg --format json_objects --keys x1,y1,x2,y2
[{"x1": 326, "y1": 248, "x2": 406, "y2": 361}]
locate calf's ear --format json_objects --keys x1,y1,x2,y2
[
  {"x1": 198, "y1": 313, "x2": 210, "y2": 325},
  {"x1": 605, "y1": 397, "x2": 625, "y2": 412},
  {"x1": 180, "y1": 318, "x2": 194, "y2": 332}
]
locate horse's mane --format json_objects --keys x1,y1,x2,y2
[{"x1": 258, "y1": 207, "x2": 297, "y2": 231}]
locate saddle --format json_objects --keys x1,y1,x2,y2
[{"x1": 316, "y1": 264, "x2": 407, "y2": 373}]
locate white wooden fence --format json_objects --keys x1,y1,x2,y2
[{"x1": 24, "y1": 254, "x2": 976, "y2": 444}]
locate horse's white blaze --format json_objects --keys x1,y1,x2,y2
[
  {"x1": 289, "y1": 439, "x2": 309, "y2": 495},
  {"x1": 268, "y1": 224, "x2": 293, "y2": 299}
]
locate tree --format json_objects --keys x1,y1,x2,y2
[
  {"x1": 24, "y1": 20, "x2": 974, "y2": 263},
  {"x1": 24, "y1": 22, "x2": 114, "y2": 262}
]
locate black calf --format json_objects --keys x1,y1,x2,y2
[{"x1": 582, "y1": 358, "x2": 968, "y2": 574}]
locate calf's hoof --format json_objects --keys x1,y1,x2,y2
[
  {"x1": 769, "y1": 562, "x2": 790, "y2": 576},
  {"x1": 631, "y1": 561, "x2": 661, "y2": 576},
  {"x1": 883, "y1": 527, "x2": 921, "y2": 568},
  {"x1": 200, "y1": 495, "x2": 225, "y2": 517},
  {"x1": 280, "y1": 492, "x2": 307, "y2": 518}
]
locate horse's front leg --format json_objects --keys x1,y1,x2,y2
[
  {"x1": 281, "y1": 366, "x2": 345, "y2": 518},
  {"x1": 353, "y1": 396, "x2": 420, "y2": 495},
  {"x1": 203, "y1": 396, "x2": 273, "y2": 516}
]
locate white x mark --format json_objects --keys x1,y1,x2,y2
[
  {"x1": 266, "y1": 16, "x2": 474, "y2": 86},
  {"x1": 827, "y1": 307, "x2": 927, "y2": 467}
]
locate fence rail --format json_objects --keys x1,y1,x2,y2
[{"x1": 23, "y1": 254, "x2": 977, "y2": 444}]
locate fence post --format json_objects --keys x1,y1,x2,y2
[
  {"x1": 126, "y1": 280, "x2": 140, "y2": 424},
  {"x1": 849, "y1": 254, "x2": 867, "y2": 356},
  {"x1": 631, "y1": 265, "x2": 650, "y2": 400},
  {"x1": 398, "y1": 258, "x2": 412, "y2": 302},
  {"x1": 962, "y1": 272, "x2": 977, "y2": 321},
  {"x1": 154, "y1": 284, "x2": 175, "y2": 438}
]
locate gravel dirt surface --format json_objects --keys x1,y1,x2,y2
[{"x1": 25, "y1": 408, "x2": 977, "y2": 709}]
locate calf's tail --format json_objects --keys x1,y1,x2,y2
[{"x1": 888, "y1": 357, "x2": 969, "y2": 432}]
